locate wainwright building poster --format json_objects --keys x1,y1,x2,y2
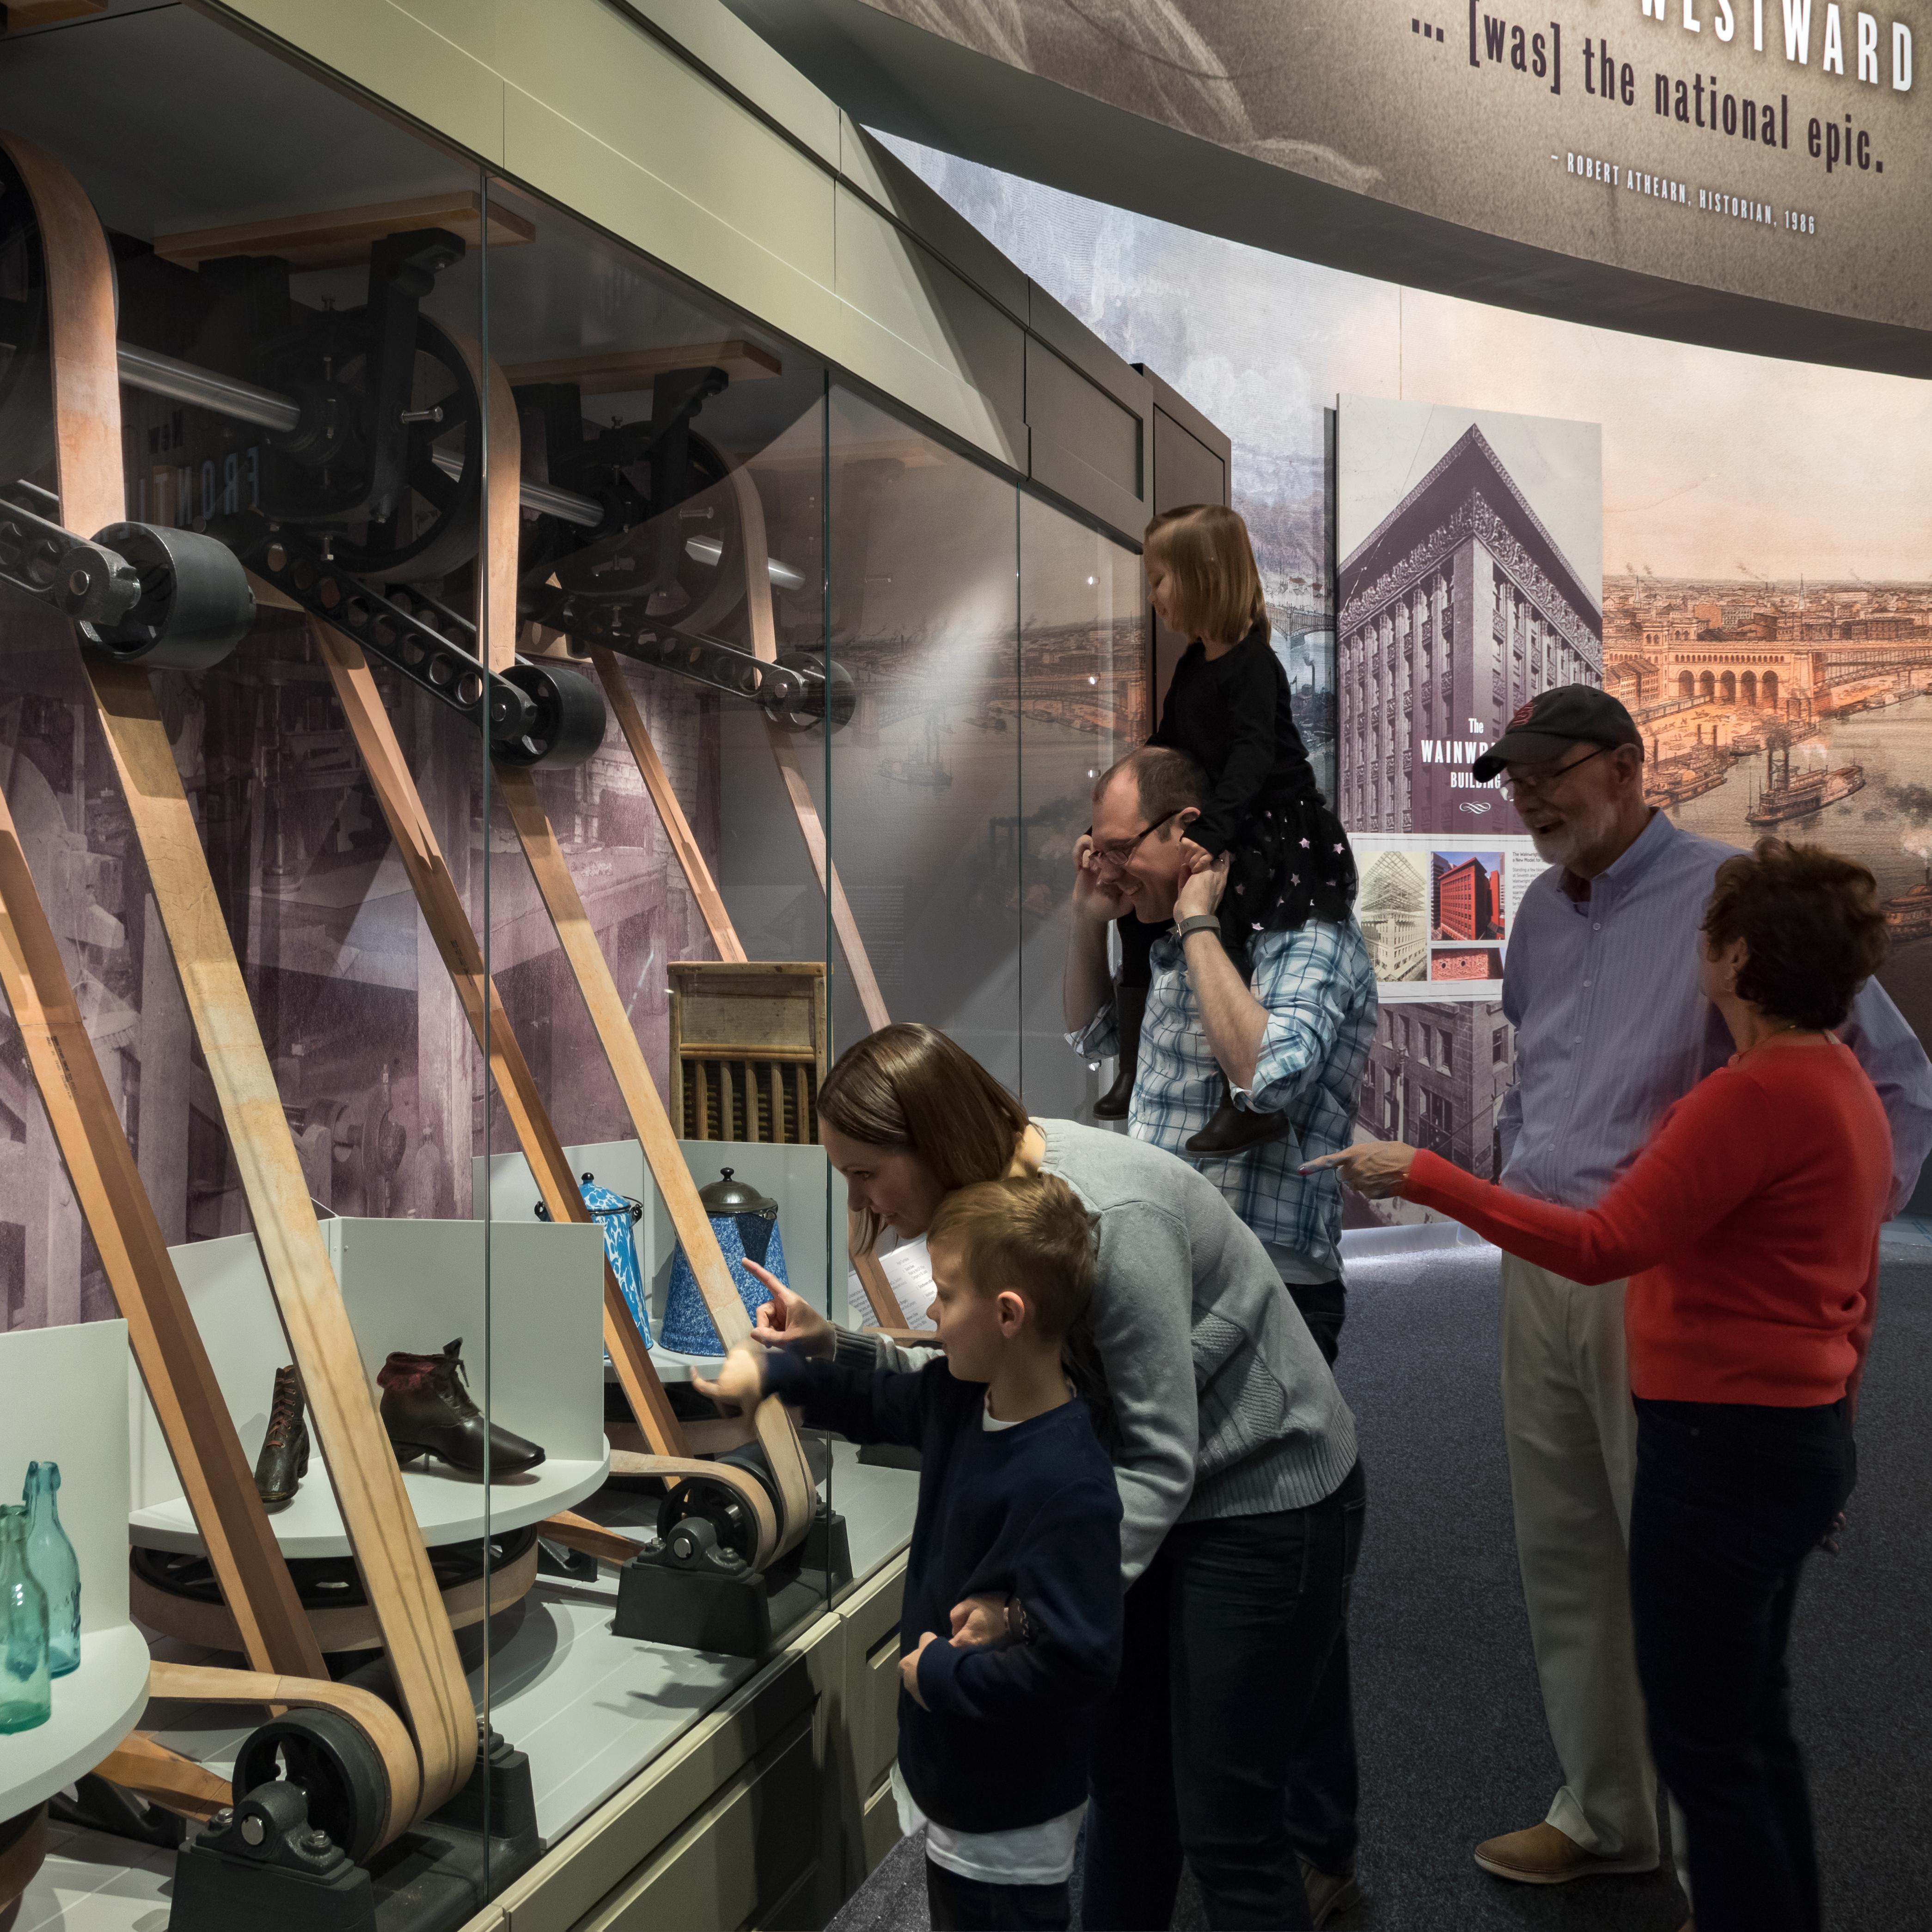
[{"x1": 1335, "y1": 397, "x2": 1604, "y2": 838}]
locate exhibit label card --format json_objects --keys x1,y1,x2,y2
[{"x1": 1354, "y1": 832, "x2": 1550, "y2": 1001}]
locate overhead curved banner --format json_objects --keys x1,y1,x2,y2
[{"x1": 726, "y1": 0, "x2": 1932, "y2": 374}]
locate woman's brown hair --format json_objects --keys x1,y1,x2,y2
[
  {"x1": 1702, "y1": 837, "x2": 1889, "y2": 1031},
  {"x1": 1145, "y1": 502, "x2": 1267, "y2": 645},
  {"x1": 817, "y1": 1023, "x2": 1028, "y2": 1252}
]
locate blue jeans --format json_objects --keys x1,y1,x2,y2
[
  {"x1": 1082, "y1": 1461, "x2": 1366, "y2": 1930},
  {"x1": 1629, "y1": 1398, "x2": 1856, "y2": 1932}
]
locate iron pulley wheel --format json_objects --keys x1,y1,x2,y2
[
  {"x1": 75, "y1": 521, "x2": 256, "y2": 670},
  {"x1": 493, "y1": 657, "x2": 607, "y2": 769},
  {"x1": 657, "y1": 1473, "x2": 761, "y2": 1572},
  {"x1": 231, "y1": 1706, "x2": 389, "y2": 1865}
]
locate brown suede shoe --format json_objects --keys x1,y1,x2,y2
[{"x1": 1473, "y1": 1822, "x2": 1658, "y2": 1883}]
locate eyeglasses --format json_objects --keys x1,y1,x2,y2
[
  {"x1": 1088, "y1": 808, "x2": 1183, "y2": 874},
  {"x1": 1501, "y1": 744, "x2": 1614, "y2": 802}
]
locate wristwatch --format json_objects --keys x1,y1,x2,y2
[{"x1": 1174, "y1": 914, "x2": 1221, "y2": 943}]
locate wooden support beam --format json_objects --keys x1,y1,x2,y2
[
  {"x1": 497, "y1": 764, "x2": 814, "y2": 1553},
  {"x1": 449, "y1": 332, "x2": 520, "y2": 674},
  {"x1": 303, "y1": 616, "x2": 687, "y2": 1462},
  {"x1": 93, "y1": 1732, "x2": 231, "y2": 1822},
  {"x1": 7, "y1": 127, "x2": 473, "y2": 1822},
  {"x1": 726, "y1": 465, "x2": 892, "y2": 1033},
  {"x1": 154, "y1": 191, "x2": 535, "y2": 273},
  {"x1": 852, "y1": 1243, "x2": 902, "y2": 1328},
  {"x1": 86, "y1": 664, "x2": 473, "y2": 1825},
  {"x1": 538, "y1": 1510, "x2": 644, "y2": 1568},
  {"x1": 589, "y1": 646, "x2": 744, "y2": 961},
  {"x1": 0, "y1": 800, "x2": 323, "y2": 1680}
]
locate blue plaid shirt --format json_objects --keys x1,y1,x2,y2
[{"x1": 1072, "y1": 920, "x2": 1378, "y2": 1268}]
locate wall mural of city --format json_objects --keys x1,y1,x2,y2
[{"x1": 884, "y1": 133, "x2": 1932, "y2": 1208}]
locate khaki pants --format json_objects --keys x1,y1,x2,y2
[{"x1": 1499, "y1": 1254, "x2": 1659, "y2": 1863}]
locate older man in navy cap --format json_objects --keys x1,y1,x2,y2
[{"x1": 1467, "y1": 686, "x2": 1932, "y2": 1889}]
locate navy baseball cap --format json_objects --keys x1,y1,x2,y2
[{"x1": 1472, "y1": 685, "x2": 1641, "y2": 782}]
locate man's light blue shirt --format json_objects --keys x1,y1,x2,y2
[{"x1": 1500, "y1": 809, "x2": 1932, "y2": 1212}]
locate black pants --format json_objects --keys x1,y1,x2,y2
[
  {"x1": 1629, "y1": 1397, "x2": 1856, "y2": 1932},
  {"x1": 1287, "y1": 1279, "x2": 1346, "y2": 1368},
  {"x1": 924, "y1": 1857, "x2": 1069, "y2": 1930},
  {"x1": 1082, "y1": 1461, "x2": 1367, "y2": 1930}
]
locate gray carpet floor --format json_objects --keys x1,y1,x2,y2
[{"x1": 830, "y1": 1241, "x2": 1932, "y2": 1932}]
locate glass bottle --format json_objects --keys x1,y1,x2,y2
[
  {"x1": 0, "y1": 1504, "x2": 50, "y2": 1734},
  {"x1": 24, "y1": 1461, "x2": 80, "y2": 1676}
]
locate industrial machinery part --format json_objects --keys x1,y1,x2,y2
[
  {"x1": 0, "y1": 480, "x2": 255, "y2": 670},
  {"x1": 222, "y1": 512, "x2": 603, "y2": 767}
]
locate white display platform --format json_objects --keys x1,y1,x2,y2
[
  {"x1": 0, "y1": 1321, "x2": 150, "y2": 1819},
  {"x1": 479, "y1": 1136, "x2": 848, "y2": 1337},
  {"x1": 0, "y1": 1625, "x2": 153, "y2": 1821},
  {"x1": 128, "y1": 1218, "x2": 608, "y2": 1560}
]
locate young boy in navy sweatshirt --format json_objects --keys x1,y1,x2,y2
[{"x1": 698, "y1": 1173, "x2": 1122, "y2": 1932}]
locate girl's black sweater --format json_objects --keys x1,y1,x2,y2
[
  {"x1": 1151, "y1": 618, "x2": 1321, "y2": 856},
  {"x1": 762, "y1": 1350, "x2": 1122, "y2": 1833}
]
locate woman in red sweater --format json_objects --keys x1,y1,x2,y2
[{"x1": 1313, "y1": 839, "x2": 1892, "y2": 1932}]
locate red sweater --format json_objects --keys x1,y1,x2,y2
[{"x1": 1406, "y1": 1037, "x2": 1892, "y2": 1405}]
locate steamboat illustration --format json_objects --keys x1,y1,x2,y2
[
  {"x1": 1745, "y1": 742, "x2": 1865, "y2": 826},
  {"x1": 1883, "y1": 867, "x2": 1932, "y2": 944}
]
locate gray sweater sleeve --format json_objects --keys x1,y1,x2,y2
[
  {"x1": 1088, "y1": 1199, "x2": 1200, "y2": 1584},
  {"x1": 831, "y1": 1327, "x2": 933, "y2": 1374}
]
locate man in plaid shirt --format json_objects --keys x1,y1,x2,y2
[
  {"x1": 1065, "y1": 746, "x2": 1377, "y2": 1362},
  {"x1": 1064, "y1": 744, "x2": 1377, "y2": 1928}
]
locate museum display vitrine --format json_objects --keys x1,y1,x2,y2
[{"x1": 0, "y1": 4, "x2": 1157, "y2": 1925}]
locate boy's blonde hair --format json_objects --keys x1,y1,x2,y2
[
  {"x1": 1145, "y1": 502, "x2": 1266, "y2": 645},
  {"x1": 926, "y1": 1174, "x2": 1096, "y2": 1341}
]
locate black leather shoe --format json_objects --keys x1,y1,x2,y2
[
  {"x1": 378, "y1": 1339, "x2": 546, "y2": 1478},
  {"x1": 1094, "y1": 985, "x2": 1147, "y2": 1119},
  {"x1": 1185, "y1": 1076, "x2": 1291, "y2": 1155},
  {"x1": 254, "y1": 1364, "x2": 309, "y2": 1513}
]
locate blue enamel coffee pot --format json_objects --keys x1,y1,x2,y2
[{"x1": 659, "y1": 1167, "x2": 787, "y2": 1355}]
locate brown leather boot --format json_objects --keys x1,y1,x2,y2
[
  {"x1": 378, "y1": 1339, "x2": 546, "y2": 1477},
  {"x1": 1094, "y1": 985, "x2": 1147, "y2": 1119},
  {"x1": 253, "y1": 1364, "x2": 309, "y2": 1512},
  {"x1": 1185, "y1": 1074, "x2": 1291, "y2": 1155}
]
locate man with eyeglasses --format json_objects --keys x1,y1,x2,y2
[
  {"x1": 1467, "y1": 685, "x2": 1932, "y2": 1892},
  {"x1": 1063, "y1": 743, "x2": 1376, "y2": 1929}
]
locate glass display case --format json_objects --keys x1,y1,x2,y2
[{"x1": 0, "y1": 5, "x2": 1150, "y2": 1926}]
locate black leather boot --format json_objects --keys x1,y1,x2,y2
[
  {"x1": 378, "y1": 1339, "x2": 546, "y2": 1477},
  {"x1": 1093, "y1": 985, "x2": 1148, "y2": 1120},
  {"x1": 1185, "y1": 1074, "x2": 1292, "y2": 1156},
  {"x1": 254, "y1": 1364, "x2": 309, "y2": 1513}
]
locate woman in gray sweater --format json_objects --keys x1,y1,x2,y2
[{"x1": 752, "y1": 1023, "x2": 1364, "y2": 1931}]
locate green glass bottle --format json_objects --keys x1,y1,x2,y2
[
  {"x1": 24, "y1": 1461, "x2": 80, "y2": 1676},
  {"x1": 0, "y1": 1504, "x2": 50, "y2": 1734}
]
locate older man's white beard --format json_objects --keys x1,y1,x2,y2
[{"x1": 1526, "y1": 791, "x2": 1620, "y2": 874}]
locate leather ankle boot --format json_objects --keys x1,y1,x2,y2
[
  {"x1": 1185, "y1": 1074, "x2": 1291, "y2": 1156},
  {"x1": 378, "y1": 1339, "x2": 546, "y2": 1477},
  {"x1": 254, "y1": 1364, "x2": 309, "y2": 1512},
  {"x1": 1094, "y1": 985, "x2": 1148, "y2": 1120}
]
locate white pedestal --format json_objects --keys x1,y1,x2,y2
[
  {"x1": 0, "y1": 1625, "x2": 153, "y2": 1819},
  {"x1": 128, "y1": 1218, "x2": 609, "y2": 1561},
  {"x1": 0, "y1": 1321, "x2": 148, "y2": 1817}
]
